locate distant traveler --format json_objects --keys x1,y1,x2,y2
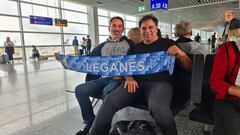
[
  {"x1": 194, "y1": 33, "x2": 201, "y2": 43},
  {"x1": 81, "y1": 37, "x2": 87, "y2": 54},
  {"x1": 86, "y1": 35, "x2": 92, "y2": 54},
  {"x1": 222, "y1": 10, "x2": 240, "y2": 42},
  {"x1": 211, "y1": 32, "x2": 216, "y2": 49},
  {"x1": 32, "y1": 45, "x2": 40, "y2": 59},
  {"x1": 4, "y1": 36, "x2": 14, "y2": 63},
  {"x1": 72, "y1": 36, "x2": 79, "y2": 55}
]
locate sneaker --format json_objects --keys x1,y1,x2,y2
[{"x1": 76, "y1": 127, "x2": 90, "y2": 135}]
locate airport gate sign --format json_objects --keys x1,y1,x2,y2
[
  {"x1": 150, "y1": 0, "x2": 168, "y2": 11},
  {"x1": 30, "y1": 15, "x2": 53, "y2": 26}
]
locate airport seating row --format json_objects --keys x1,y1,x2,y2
[{"x1": 70, "y1": 53, "x2": 216, "y2": 134}]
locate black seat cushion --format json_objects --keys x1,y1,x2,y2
[
  {"x1": 189, "y1": 54, "x2": 215, "y2": 125},
  {"x1": 189, "y1": 107, "x2": 214, "y2": 125},
  {"x1": 129, "y1": 54, "x2": 193, "y2": 116}
]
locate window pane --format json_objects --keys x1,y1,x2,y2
[
  {"x1": 192, "y1": 29, "x2": 200, "y2": 39},
  {"x1": 62, "y1": 10, "x2": 87, "y2": 23},
  {"x1": 125, "y1": 28, "x2": 129, "y2": 36},
  {"x1": 14, "y1": 47, "x2": 23, "y2": 58},
  {"x1": 47, "y1": 0, "x2": 59, "y2": 7},
  {"x1": 99, "y1": 26, "x2": 109, "y2": 36},
  {"x1": 64, "y1": 45, "x2": 74, "y2": 55},
  {"x1": 21, "y1": 0, "x2": 46, "y2": 4},
  {"x1": 25, "y1": 46, "x2": 62, "y2": 59},
  {"x1": 21, "y1": 3, "x2": 32, "y2": 17},
  {"x1": 0, "y1": 0, "x2": 18, "y2": 15},
  {"x1": 99, "y1": 36, "x2": 108, "y2": 43},
  {"x1": 21, "y1": 3, "x2": 59, "y2": 18},
  {"x1": 172, "y1": 25, "x2": 176, "y2": 38},
  {"x1": 63, "y1": 23, "x2": 88, "y2": 34},
  {"x1": 159, "y1": 22, "x2": 170, "y2": 36},
  {"x1": 126, "y1": 21, "x2": 137, "y2": 28},
  {"x1": 63, "y1": 34, "x2": 86, "y2": 45},
  {"x1": 64, "y1": 35, "x2": 87, "y2": 54},
  {"x1": 126, "y1": 15, "x2": 137, "y2": 21},
  {"x1": 110, "y1": 12, "x2": 123, "y2": 18},
  {"x1": 98, "y1": 16, "x2": 109, "y2": 26},
  {"x1": 22, "y1": 18, "x2": 60, "y2": 32},
  {"x1": 0, "y1": 16, "x2": 19, "y2": 31},
  {"x1": 21, "y1": 0, "x2": 59, "y2": 7},
  {"x1": 61, "y1": 1, "x2": 87, "y2": 13},
  {"x1": 98, "y1": 9, "x2": 108, "y2": 16},
  {"x1": 24, "y1": 33, "x2": 61, "y2": 46},
  {"x1": 0, "y1": 32, "x2": 21, "y2": 47},
  {"x1": 48, "y1": 8, "x2": 59, "y2": 18},
  {"x1": 64, "y1": 35, "x2": 83, "y2": 53}
]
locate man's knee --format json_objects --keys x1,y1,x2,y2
[
  {"x1": 149, "y1": 104, "x2": 173, "y2": 122},
  {"x1": 75, "y1": 84, "x2": 86, "y2": 97},
  {"x1": 103, "y1": 92, "x2": 128, "y2": 110}
]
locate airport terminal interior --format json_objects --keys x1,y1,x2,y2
[{"x1": 0, "y1": 0, "x2": 240, "y2": 135}]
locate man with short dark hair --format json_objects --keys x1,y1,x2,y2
[
  {"x1": 89, "y1": 14, "x2": 192, "y2": 135},
  {"x1": 75, "y1": 16, "x2": 134, "y2": 135}
]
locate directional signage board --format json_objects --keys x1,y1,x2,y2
[
  {"x1": 55, "y1": 18, "x2": 68, "y2": 27},
  {"x1": 150, "y1": 0, "x2": 168, "y2": 11},
  {"x1": 30, "y1": 15, "x2": 53, "y2": 26}
]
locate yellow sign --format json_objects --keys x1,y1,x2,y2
[{"x1": 55, "y1": 18, "x2": 68, "y2": 27}]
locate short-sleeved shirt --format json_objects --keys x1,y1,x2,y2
[{"x1": 132, "y1": 38, "x2": 176, "y2": 82}]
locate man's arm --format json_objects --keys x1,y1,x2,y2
[
  {"x1": 168, "y1": 45, "x2": 192, "y2": 71},
  {"x1": 87, "y1": 42, "x2": 104, "y2": 56}
]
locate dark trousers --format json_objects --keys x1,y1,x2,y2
[
  {"x1": 213, "y1": 99, "x2": 240, "y2": 135},
  {"x1": 75, "y1": 78, "x2": 122, "y2": 129},
  {"x1": 5, "y1": 47, "x2": 14, "y2": 60},
  {"x1": 33, "y1": 53, "x2": 40, "y2": 58},
  {"x1": 89, "y1": 81, "x2": 177, "y2": 135},
  {"x1": 87, "y1": 46, "x2": 91, "y2": 54}
]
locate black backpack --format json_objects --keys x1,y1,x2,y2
[{"x1": 110, "y1": 120, "x2": 163, "y2": 135}]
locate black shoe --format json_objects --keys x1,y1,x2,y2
[{"x1": 76, "y1": 128, "x2": 90, "y2": 135}]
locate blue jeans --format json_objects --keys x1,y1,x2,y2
[{"x1": 75, "y1": 77, "x2": 122, "y2": 129}]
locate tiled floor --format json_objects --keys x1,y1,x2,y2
[{"x1": 0, "y1": 60, "x2": 213, "y2": 135}]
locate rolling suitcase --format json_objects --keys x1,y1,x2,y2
[
  {"x1": 3, "y1": 53, "x2": 9, "y2": 63},
  {"x1": 0, "y1": 54, "x2": 4, "y2": 63}
]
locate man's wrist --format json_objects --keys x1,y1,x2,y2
[
  {"x1": 125, "y1": 76, "x2": 134, "y2": 80},
  {"x1": 176, "y1": 51, "x2": 186, "y2": 58}
]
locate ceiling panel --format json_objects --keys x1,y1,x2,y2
[{"x1": 69, "y1": 0, "x2": 240, "y2": 31}]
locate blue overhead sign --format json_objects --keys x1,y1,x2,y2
[
  {"x1": 150, "y1": 0, "x2": 168, "y2": 11},
  {"x1": 30, "y1": 15, "x2": 53, "y2": 26}
]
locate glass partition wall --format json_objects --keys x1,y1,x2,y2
[{"x1": 0, "y1": 0, "x2": 89, "y2": 61}]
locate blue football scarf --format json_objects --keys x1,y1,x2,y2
[{"x1": 59, "y1": 51, "x2": 175, "y2": 76}]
